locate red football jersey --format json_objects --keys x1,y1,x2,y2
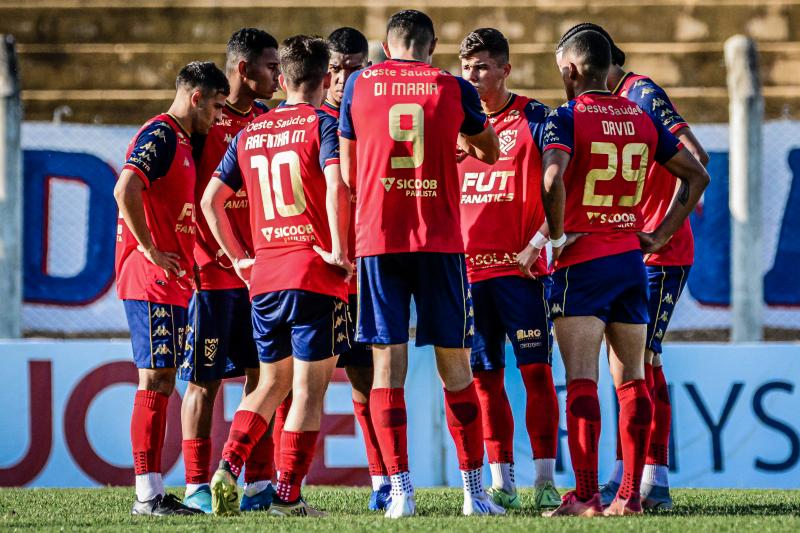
[
  {"x1": 115, "y1": 113, "x2": 196, "y2": 306},
  {"x1": 543, "y1": 91, "x2": 682, "y2": 269},
  {"x1": 616, "y1": 73, "x2": 694, "y2": 266},
  {"x1": 215, "y1": 103, "x2": 348, "y2": 301},
  {"x1": 339, "y1": 59, "x2": 488, "y2": 256},
  {"x1": 193, "y1": 101, "x2": 267, "y2": 290},
  {"x1": 319, "y1": 100, "x2": 358, "y2": 294},
  {"x1": 458, "y1": 94, "x2": 550, "y2": 282}
]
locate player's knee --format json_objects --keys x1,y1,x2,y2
[
  {"x1": 185, "y1": 380, "x2": 219, "y2": 405},
  {"x1": 139, "y1": 369, "x2": 176, "y2": 396},
  {"x1": 345, "y1": 366, "x2": 373, "y2": 397}
]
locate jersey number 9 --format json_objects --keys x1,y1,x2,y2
[
  {"x1": 583, "y1": 141, "x2": 648, "y2": 207},
  {"x1": 388, "y1": 103, "x2": 424, "y2": 169}
]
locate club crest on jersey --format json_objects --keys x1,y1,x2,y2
[{"x1": 499, "y1": 129, "x2": 518, "y2": 155}]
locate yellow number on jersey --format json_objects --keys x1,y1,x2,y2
[
  {"x1": 388, "y1": 103, "x2": 424, "y2": 169},
  {"x1": 250, "y1": 151, "x2": 307, "y2": 221},
  {"x1": 583, "y1": 142, "x2": 649, "y2": 207}
]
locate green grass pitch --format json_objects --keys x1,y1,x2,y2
[{"x1": 1, "y1": 486, "x2": 799, "y2": 531}]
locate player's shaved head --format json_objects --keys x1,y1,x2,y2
[
  {"x1": 329, "y1": 27, "x2": 369, "y2": 57},
  {"x1": 460, "y1": 28, "x2": 509, "y2": 65},
  {"x1": 280, "y1": 35, "x2": 330, "y2": 89},
  {"x1": 386, "y1": 10, "x2": 435, "y2": 51},
  {"x1": 226, "y1": 28, "x2": 279, "y2": 73},
  {"x1": 176, "y1": 61, "x2": 229, "y2": 96},
  {"x1": 556, "y1": 29, "x2": 612, "y2": 82},
  {"x1": 558, "y1": 22, "x2": 625, "y2": 66}
]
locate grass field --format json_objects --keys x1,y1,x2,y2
[{"x1": 1, "y1": 486, "x2": 799, "y2": 531}]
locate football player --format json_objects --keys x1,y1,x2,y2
[
  {"x1": 540, "y1": 29, "x2": 708, "y2": 516},
  {"x1": 114, "y1": 61, "x2": 228, "y2": 516}
]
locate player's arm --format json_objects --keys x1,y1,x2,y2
[
  {"x1": 340, "y1": 137, "x2": 356, "y2": 189},
  {"x1": 316, "y1": 112, "x2": 353, "y2": 278},
  {"x1": 539, "y1": 104, "x2": 575, "y2": 260},
  {"x1": 516, "y1": 221, "x2": 549, "y2": 277},
  {"x1": 199, "y1": 133, "x2": 252, "y2": 284},
  {"x1": 338, "y1": 72, "x2": 358, "y2": 190},
  {"x1": 640, "y1": 123, "x2": 710, "y2": 253},
  {"x1": 114, "y1": 122, "x2": 181, "y2": 276},
  {"x1": 316, "y1": 164, "x2": 354, "y2": 279},
  {"x1": 456, "y1": 77, "x2": 499, "y2": 164},
  {"x1": 541, "y1": 150, "x2": 571, "y2": 261},
  {"x1": 675, "y1": 128, "x2": 709, "y2": 167}
]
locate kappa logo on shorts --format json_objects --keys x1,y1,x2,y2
[
  {"x1": 655, "y1": 329, "x2": 664, "y2": 339},
  {"x1": 153, "y1": 344, "x2": 172, "y2": 356},
  {"x1": 335, "y1": 315, "x2": 345, "y2": 327},
  {"x1": 204, "y1": 338, "x2": 218, "y2": 360},
  {"x1": 550, "y1": 303, "x2": 563, "y2": 315},
  {"x1": 153, "y1": 325, "x2": 171, "y2": 337},
  {"x1": 662, "y1": 293, "x2": 674, "y2": 305},
  {"x1": 468, "y1": 306, "x2": 474, "y2": 318},
  {"x1": 466, "y1": 325, "x2": 475, "y2": 336},
  {"x1": 184, "y1": 325, "x2": 193, "y2": 351},
  {"x1": 336, "y1": 332, "x2": 347, "y2": 343},
  {"x1": 152, "y1": 306, "x2": 171, "y2": 318},
  {"x1": 659, "y1": 311, "x2": 670, "y2": 322}
]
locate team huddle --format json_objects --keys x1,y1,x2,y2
[{"x1": 113, "y1": 10, "x2": 710, "y2": 519}]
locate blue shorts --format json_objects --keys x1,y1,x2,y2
[
  {"x1": 251, "y1": 289, "x2": 350, "y2": 363},
  {"x1": 357, "y1": 252, "x2": 473, "y2": 348},
  {"x1": 337, "y1": 293, "x2": 373, "y2": 368},
  {"x1": 646, "y1": 265, "x2": 691, "y2": 354},
  {"x1": 123, "y1": 300, "x2": 188, "y2": 369},
  {"x1": 470, "y1": 276, "x2": 553, "y2": 371},
  {"x1": 178, "y1": 288, "x2": 258, "y2": 382},
  {"x1": 549, "y1": 250, "x2": 649, "y2": 324}
]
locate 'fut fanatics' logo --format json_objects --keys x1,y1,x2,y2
[{"x1": 499, "y1": 129, "x2": 518, "y2": 155}]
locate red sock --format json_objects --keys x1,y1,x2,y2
[
  {"x1": 353, "y1": 400, "x2": 388, "y2": 476},
  {"x1": 473, "y1": 369, "x2": 514, "y2": 463},
  {"x1": 369, "y1": 388, "x2": 408, "y2": 474},
  {"x1": 273, "y1": 395, "x2": 292, "y2": 470},
  {"x1": 520, "y1": 363, "x2": 559, "y2": 459},
  {"x1": 131, "y1": 390, "x2": 169, "y2": 475},
  {"x1": 647, "y1": 366, "x2": 671, "y2": 465},
  {"x1": 615, "y1": 423, "x2": 623, "y2": 461},
  {"x1": 245, "y1": 431, "x2": 275, "y2": 483},
  {"x1": 221, "y1": 410, "x2": 268, "y2": 477},
  {"x1": 566, "y1": 379, "x2": 601, "y2": 501},
  {"x1": 644, "y1": 363, "x2": 655, "y2": 394},
  {"x1": 617, "y1": 380, "x2": 653, "y2": 499},
  {"x1": 182, "y1": 438, "x2": 211, "y2": 484},
  {"x1": 275, "y1": 431, "x2": 319, "y2": 502},
  {"x1": 444, "y1": 382, "x2": 484, "y2": 471}
]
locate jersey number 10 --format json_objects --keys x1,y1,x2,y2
[
  {"x1": 250, "y1": 152, "x2": 307, "y2": 221},
  {"x1": 583, "y1": 141, "x2": 648, "y2": 207}
]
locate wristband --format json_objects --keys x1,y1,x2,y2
[
  {"x1": 529, "y1": 231, "x2": 549, "y2": 249},
  {"x1": 550, "y1": 233, "x2": 567, "y2": 248}
]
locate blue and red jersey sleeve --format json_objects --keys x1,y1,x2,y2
[
  {"x1": 338, "y1": 70, "x2": 362, "y2": 141},
  {"x1": 522, "y1": 99, "x2": 551, "y2": 154},
  {"x1": 455, "y1": 77, "x2": 488, "y2": 136},
  {"x1": 648, "y1": 113, "x2": 683, "y2": 165},
  {"x1": 542, "y1": 101, "x2": 576, "y2": 154},
  {"x1": 626, "y1": 78, "x2": 688, "y2": 134},
  {"x1": 317, "y1": 110, "x2": 341, "y2": 170},
  {"x1": 124, "y1": 121, "x2": 177, "y2": 187},
  {"x1": 213, "y1": 131, "x2": 244, "y2": 192}
]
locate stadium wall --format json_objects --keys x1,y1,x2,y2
[
  {"x1": 0, "y1": 340, "x2": 798, "y2": 489},
  {"x1": 17, "y1": 120, "x2": 800, "y2": 335}
]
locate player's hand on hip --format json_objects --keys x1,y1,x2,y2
[
  {"x1": 637, "y1": 231, "x2": 667, "y2": 254},
  {"x1": 564, "y1": 232, "x2": 587, "y2": 248},
  {"x1": 138, "y1": 245, "x2": 181, "y2": 277},
  {"x1": 233, "y1": 257, "x2": 255, "y2": 288},
  {"x1": 517, "y1": 243, "x2": 543, "y2": 278},
  {"x1": 313, "y1": 245, "x2": 355, "y2": 283}
]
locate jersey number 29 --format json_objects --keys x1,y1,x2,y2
[{"x1": 583, "y1": 141, "x2": 648, "y2": 207}]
